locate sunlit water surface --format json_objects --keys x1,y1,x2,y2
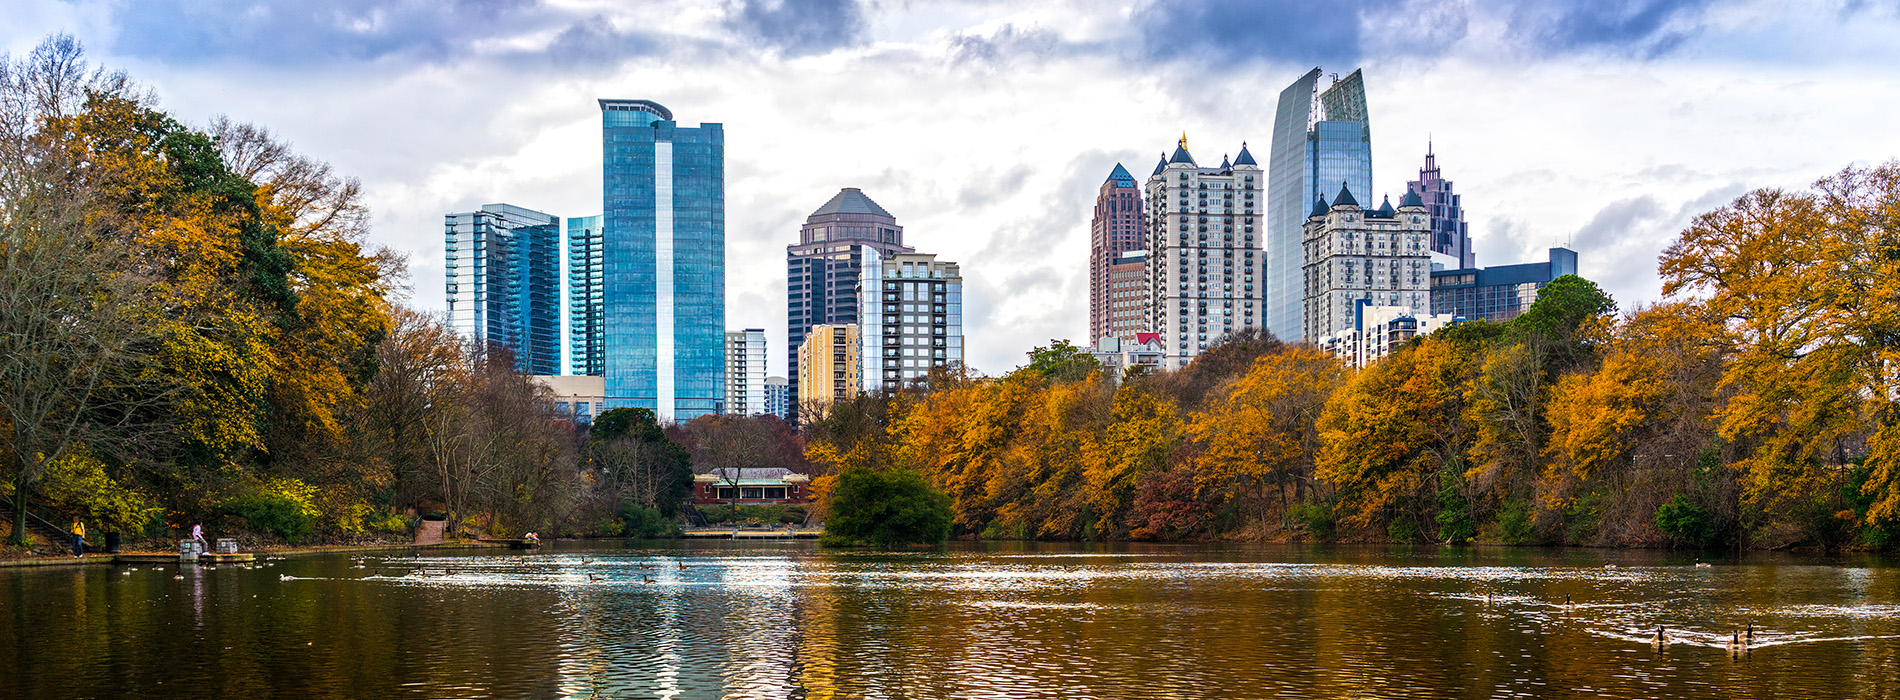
[{"x1": 3, "y1": 542, "x2": 1897, "y2": 699}]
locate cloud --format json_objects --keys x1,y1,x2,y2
[
  {"x1": 1503, "y1": 0, "x2": 1716, "y2": 57},
  {"x1": 725, "y1": 0, "x2": 866, "y2": 56},
  {"x1": 110, "y1": 0, "x2": 550, "y2": 65},
  {"x1": 1137, "y1": 0, "x2": 1396, "y2": 66}
]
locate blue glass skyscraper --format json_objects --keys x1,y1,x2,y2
[
  {"x1": 600, "y1": 99, "x2": 725, "y2": 421},
  {"x1": 1268, "y1": 68, "x2": 1373, "y2": 342},
  {"x1": 567, "y1": 214, "x2": 604, "y2": 376},
  {"x1": 444, "y1": 203, "x2": 562, "y2": 375}
]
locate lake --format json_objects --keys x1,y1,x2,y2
[{"x1": 2, "y1": 541, "x2": 1895, "y2": 699}]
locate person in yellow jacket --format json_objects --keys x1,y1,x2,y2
[{"x1": 70, "y1": 518, "x2": 85, "y2": 557}]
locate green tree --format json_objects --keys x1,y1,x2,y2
[
  {"x1": 820, "y1": 467, "x2": 953, "y2": 547},
  {"x1": 1018, "y1": 340, "x2": 1100, "y2": 384}
]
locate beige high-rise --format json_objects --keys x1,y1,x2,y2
[{"x1": 796, "y1": 324, "x2": 860, "y2": 414}]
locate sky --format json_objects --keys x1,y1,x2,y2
[{"x1": 8, "y1": 0, "x2": 1900, "y2": 376}]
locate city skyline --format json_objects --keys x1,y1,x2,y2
[{"x1": 18, "y1": 1, "x2": 1900, "y2": 376}]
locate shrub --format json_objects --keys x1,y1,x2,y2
[
  {"x1": 227, "y1": 479, "x2": 321, "y2": 544},
  {"x1": 1434, "y1": 462, "x2": 1474, "y2": 544},
  {"x1": 1499, "y1": 498, "x2": 1535, "y2": 545},
  {"x1": 618, "y1": 502, "x2": 682, "y2": 539},
  {"x1": 1289, "y1": 502, "x2": 1335, "y2": 541},
  {"x1": 819, "y1": 467, "x2": 953, "y2": 548},
  {"x1": 1655, "y1": 494, "x2": 1715, "y2": 546},
  {"x1": 1387, "y1": 515, "x2": 1422, "y2": 543}
]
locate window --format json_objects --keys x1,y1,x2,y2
[
  {"x1": 766, "y1": 487, "x2": 787, "y2": 499},
  {"x1": 742, "y1": 487, "x2": 764, "y2": 499},
  {"x1": 718, "y1": 487, "x2": 737, "y2": 500}
]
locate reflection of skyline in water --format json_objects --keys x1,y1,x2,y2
[{"x1": 5, "y1": 543, "x2": 1899, "y2": 699}]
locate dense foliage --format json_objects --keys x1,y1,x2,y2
[
  {"x1": 819, "y1": 467, "x2": 954, "y2": 547},
  {"x1": 806, "y1": 162, "x2": 1900, "y2": 550}
]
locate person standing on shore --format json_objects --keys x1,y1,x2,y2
[
  {"x1": 191, "y1": 523, "x2": 206, "y2": 548},
  {"x1": 70, "y1": 518, "x2": 85, "y2": 558}
]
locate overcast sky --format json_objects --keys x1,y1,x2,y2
[{"x1": 9, "y1": 0, "x2": 1900, "y2": 376}]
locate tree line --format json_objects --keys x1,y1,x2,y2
[
  {"x1": 805, "y1": 162, "x2": 1900, "y2": 550},
  {"x1": 0, "y1": 36, "x2": 818, "y2": 548}
]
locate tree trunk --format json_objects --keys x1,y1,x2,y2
[{"x1": 7, "y1": 471, "x2": 27, "y2": 547}]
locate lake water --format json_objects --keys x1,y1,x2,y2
[{"x1": 2, "y1": 541, "x2": 1896, "y2": 699}]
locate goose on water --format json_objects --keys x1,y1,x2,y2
[{"x1": 1650, "y1": 626, "x2": 1666, "y2": 646}]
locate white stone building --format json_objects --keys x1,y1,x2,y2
[
  {"x1": 1144, "y1": 135, "x2": 1265, "y2": 367},
  {"x1": 1315, "y1": 305, "x2": 1463, "y2": 369},
  {"x1": 1301, "y1": 185, "x2": 1433, "y2": 340}
]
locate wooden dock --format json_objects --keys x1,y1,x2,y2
[
  {"x1": 113, "y1": 552, "x2": 254, "y2": 564},
  {"x1": 683, "y1": 528, "x2": 822, "y2": 539}
]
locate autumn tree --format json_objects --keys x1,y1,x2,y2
[
  {"x1": 1661, "y1": 163, "x2": 1900, "y2": 542},
  {"x1": 1187, "y1": 347, "x2": 1345, "y2": 536}
]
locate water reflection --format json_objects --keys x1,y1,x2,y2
[{"x1": 2, "y1": 543, "x2": 1897, "y2": 699}]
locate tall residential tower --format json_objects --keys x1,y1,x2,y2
[
  {"x1": 1144, "y1": 136, "x2": 1265, "y2": 367},
  {"x1": 1269, "y1": 68, "x2": 1374, "y2": 342},
  {"x1": 444, "y1": 203, "x2": 562, "y2": 375},
  {"x1": 1089, "y1": 163, "x2": 1146, "y2": 342},
  {"x1": 599, "y1": 98, "x2": 725, "y2": 421}
]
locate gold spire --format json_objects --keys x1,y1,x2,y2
[{"x1": 1179, "y1": 132, "x2": 1188, "y2": 148}]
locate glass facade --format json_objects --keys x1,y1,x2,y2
[
  {"x1": 600, "y1": 99, "x2": 725, "y2": 421},
  {"x1": 1429, "y1": 248, "x2": 1579, "y2": 322},
  {"x1": 444, "y1": 203, "x2": 561, "y2": 375},
  {"x1": 786, "y1": 188, "x2": 910, "y2": 416},
  {"x1": 724, "y1": 329, "x2": 768, "y2": 416},
  {"x1": 567, "y1": 214, "x2": 604, "y2": 376},
  {"x1": 859, "y1": 251, "x2": 962, "y2": 392},
  {"x1": 1269, "y1": 68, "x2": 1373, "y2": 342}
]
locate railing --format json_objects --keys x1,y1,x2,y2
[{"x1": 0, "y1": 496, "x2": 73, "y2": 541}]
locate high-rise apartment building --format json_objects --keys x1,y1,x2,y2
[
  {"x1": 1104, "y1": 250, "x2": 1148, "y2": 341},
  {"x1": 444, "y1": 203, "x2": 561, "y2": 375},
  {"x1": 724, "y1": 329, "x2": 767, "y2": 416},
  {"x1": 797, "y1": 324, "x2": 860, "y2": 412},
  {"x1": 1301, "y1": 186, "x2": 1432, "y2": 339},
  {"x1": 566, "y1": 214, "x2": 604, "y2": 376},
  {"x1": 599, "y1": 98, "x2": 725, "y2": 421},
  {"x1": 786, "y1": 188, "x2": 911, "y2": 414},
  {"x1": 763, "y1": 376, "x2": 788, "y2": 418},
  {"x1": 1269, "y1": 68, "x2": 1374, "y2": 342},
  {"x1": 858, "y1": 251, "x2": 964, "y2": 391},
  {"x1": 1430, "y1": 248, "x2": 1579, "y2": 322},
  {"x1": 1089, "y1": 163, "x2": 1146, "y2": 341},
  {"x1": 1406, "y1": 144, "x2": 1475, "y2": 269},
  {"x1": 1143, "y1": 136, "x2": 1265, "y2": 367}
]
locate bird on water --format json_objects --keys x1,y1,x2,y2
[{"x1": 1650, "y1": 626, "x2": 1666, "y2": 646}]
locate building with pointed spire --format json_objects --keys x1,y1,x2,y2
[
  {"x1": 1143, "y1": 134, "x2": 1265, "y2": 367},
  {"x1": 786, "y1": 188, "x2": 911, "y2": 416},
  {"x1": 1301, "y1": 183, "x2": 1432, "y2": 340},
  {"x1": 1089, "y1": 163, "x2": 1147, "y2": 342},
  {"x1": 1269, "y1": 68, "x2": 1375, "y2": 342},
  {"x1": 1407, "y1": 143, "x2": 1475, "y2": 269}
]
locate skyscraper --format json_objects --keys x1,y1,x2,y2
[
  {"x1": 444, "y1": 203, "x2": 561, "y2": 375},
  {"x1": 724, "y1": 329, "x2": 767, "y2": 416},
  {"x1": 798, "y1": 324, "x2": 860, "y2": 412},
  {"x1": 567, "y1": 214, "x2": 604, "y2": 376},
  {"x1": 1089, "y1": 163, "x2": 1146, "y2": 341},
  {"x1": 786, "y1": 188, "x2": 910, "y2": 414},
  {"x1": 1105, "y1": 250, "x2": 1148, "y2": 342},
  {"x1": 859, "y1": 251, "x2": 963, "y2": 391},
  {"x1": 1269, "y1": 68, "x2": 1374, "y2": 342},
  {"x1": 600, "y1": 98, "x2": 725, "y2": 421},
  {"x1": 1301, "y1": 186, "x2": 1431, "y2": 340},
  {"x1": 1406, "y1": 143, "x2": 1475, "y2": 269},
  {"x1": 763, "y1": 376, "x2": 788, "y2": 418},
  {"x1": 1143, "y1": 136, "x2": 1265, "y2": 367}
]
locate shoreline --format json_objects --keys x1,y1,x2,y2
[{"x1": 0, "y1": 540, "x2": 509, "y2": 569}]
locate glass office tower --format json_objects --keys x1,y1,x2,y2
[
  {"x1": 567, "y1": 214, "x2": 604, "y2": 376},
  {"x1": 1268, "y1": 68, "x2": 1373, "y2": 342},
  {"x1": 786, "y1": 188, "x2": 910, "y2": 416},
  {"x1": 444, "y1": 203, "x2": 561, "y2": 375},
  {"x1": 600, "y1": 98, "x2": 725, "y2": 421}
]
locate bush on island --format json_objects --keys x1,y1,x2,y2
[{"x1": 819, "y1": 467, "x2": 953, "y2": 548}]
